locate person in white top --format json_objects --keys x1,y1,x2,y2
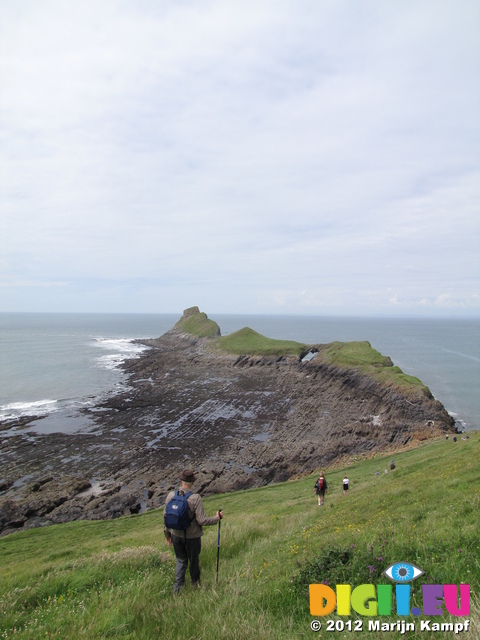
[{"x1": 343, "y1": 476, "x2": 349, "y2": 495}]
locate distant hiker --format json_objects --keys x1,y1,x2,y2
[
  {"x1": 342, "y1": 475, "x2": 349, "y2": 495},
  {"x1": 164, "y1": 469, "x2": 222, "y2": 594},
  {"x1": 314, "y1": 473, "x2": 327, "y2": 506},
  {"x1": 390, "y1": 460, "x2": 396, "y2": 471},
  {"x1": 453, "y1": 436, "x2": 457, "y2": 442}
]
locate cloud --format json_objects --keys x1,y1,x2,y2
[{"x1": 0, "y1": 0, "x2": 479, "y2": 314}]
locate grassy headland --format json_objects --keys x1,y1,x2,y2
[
  {"x1": 176, "y1": 308, "x2": 431, "y2": 397},
  {"x1": 173, "y1": 306, "x2": 221, "y2": 338},
  {"x1": 1, "y1": 434, "x2": 478, "y2": 639},
  {"x1": 315, "y1": 341, "x2": 429, "y2": 397}
]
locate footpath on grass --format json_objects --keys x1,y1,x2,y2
[{"x1": 0, "y1": 433, "x2": 478, "y2": 639}]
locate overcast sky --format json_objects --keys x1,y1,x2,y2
[{"x1": 1, "y1": 1, "x2": 479, "y2": 316}]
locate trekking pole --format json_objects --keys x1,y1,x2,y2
[{"x1": 216, "y1": 509, "x2": 222, "y2": 584}]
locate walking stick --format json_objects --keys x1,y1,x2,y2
[{"x1": 216, "y1": 509, "x2": 222, "y2": 584}]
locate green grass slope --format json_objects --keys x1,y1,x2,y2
[
  {"x1": 1, "y1": 434, "x2": 478, "y2": 639},
  {"x1": 174, "y1": 307, "x2": 221, "y2": 338},
  {"x1": 315, "y1": 341, "x2": 430, "y2": 397},
  {"x1": 218, "y1": 327, "x2": 306, "y2": 356}
]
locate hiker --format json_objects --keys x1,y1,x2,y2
[
  {"x1": 314, "y1": 473, "x2": 327, "y2": 506},
  {"x1": 342, "y1": 475, "x2": 349, "y2": 495},
  {"x1": 164, "y1": 469, "x2": 223, "y2": 594},
  {"x1": 390, "y1": 460, "x2": 396, "y2": 471}
]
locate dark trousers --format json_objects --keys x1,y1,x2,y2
[{"x1": 172, "y1": 535, "x2": 201, "y2": 592}]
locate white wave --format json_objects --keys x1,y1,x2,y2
[
  {"x1": 94, "y1": 337, "x2": 140, "y2": 351},
  {"x1": 93, "y1": 338, "x2": 149, "y2": 370},
  {"x1": 97, "y1": 353, "x2": 130, "y2": 370},
  {"x1": 0, "y1": 399, "x2": 58, "y2": 421}
]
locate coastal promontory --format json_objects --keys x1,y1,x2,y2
[{"x1": 0, "y1": 307, "x2": 455, "y2": 535}]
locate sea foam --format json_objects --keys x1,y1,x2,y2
[
  {"x1": 0, "y1": 399, "x2": 58, "y2": 422},
  {"x1": 94, "y1": 338, "x2": 149, "y2": 370}
]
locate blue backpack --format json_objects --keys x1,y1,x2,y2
[{"x1": 165, "y1": 491, "x2": 193, "y2": 530}]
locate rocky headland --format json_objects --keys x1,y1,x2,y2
[{"x1": 0, "y1": 307, "x2": 455, "y2": 535}]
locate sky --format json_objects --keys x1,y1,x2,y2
[{"x1": 1, "y1": 0, "x2": 479, "y2": 317}]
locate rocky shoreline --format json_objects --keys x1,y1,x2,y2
[{"x1": 0, "y1": 314, "x2": 455, "y2": 536}]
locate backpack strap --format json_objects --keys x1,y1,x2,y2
[{"x1": 182, "y1": 491, "x2": 193, "y2": 541}]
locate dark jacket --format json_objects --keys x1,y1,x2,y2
[{"x1": 314, "y1": 477, "x2": 327, "y2": 494}]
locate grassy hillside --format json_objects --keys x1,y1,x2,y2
[
  {"x1": 315, "y1": 341, "x2": 429, "y2": 396},
  {"x1": 174, "y1": 307, "x2": 221, "y2": 338},
  {"x1": 218, "y1": 327, "x2": 306, "y2": 356},
  {"x1": 2, "y1": 434, "x2": 478, "y2": 639}
]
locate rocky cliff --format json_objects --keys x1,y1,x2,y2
[{"x1": 0, "y1": 308, "x2": 455, "y2": 535}]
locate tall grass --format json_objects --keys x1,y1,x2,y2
[{"x1": 1, "y1": 433, "x2": 478, "y2": 639}]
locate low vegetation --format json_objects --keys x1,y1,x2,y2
[
  {"x1": 1, "y1": 433, "x2": 478, "y2": 639},
  {"x1": 314, "y1": 341, "x2": 429, "y2": 396},
  {"x1": 218, "y1": 327, "x2": 306, "y2": 356},
  {"x1": 174, "y1": 309, "x2": 220, "y2": 338}
]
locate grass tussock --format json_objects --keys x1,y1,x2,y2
[{"x1": 0, "y1": 433, "x2": 479, "y2": 639}]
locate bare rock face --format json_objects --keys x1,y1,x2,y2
[{"x1": 0, "y1": 316, "x2": 455, "y2": 535}]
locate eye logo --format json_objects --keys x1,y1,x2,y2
[{"x1": 383, "y1": 562, "x2": 424, "y2": 583}]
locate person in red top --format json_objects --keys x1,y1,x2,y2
[
  {"x1": 314, "y1": 473, "x2": 327, "y2": 506},
  {"x1": 164, "y1": 469, "x2": 222, "y2": 594}
]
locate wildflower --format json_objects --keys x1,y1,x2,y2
[
  {"x1": 377, "y1": 556, "x2": 383, "y2": 562},
  {"x1": 368, "y1": 565, "x2": 375, "y2": 573}
]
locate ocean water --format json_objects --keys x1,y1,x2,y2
[
  {"x1": 0, "y1": 313, "x2": 177, "y2": 432},
  {"x1": 0, "y1": 313, "x2": 478, "y2": 432}
]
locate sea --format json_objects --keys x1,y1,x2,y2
[{"x1": 0, "y1": 313, "x2": 478, "y2": 434}]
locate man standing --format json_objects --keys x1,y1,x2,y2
[{"x1": 164, "y1": 469, "x2": 222, "y2": 594}]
